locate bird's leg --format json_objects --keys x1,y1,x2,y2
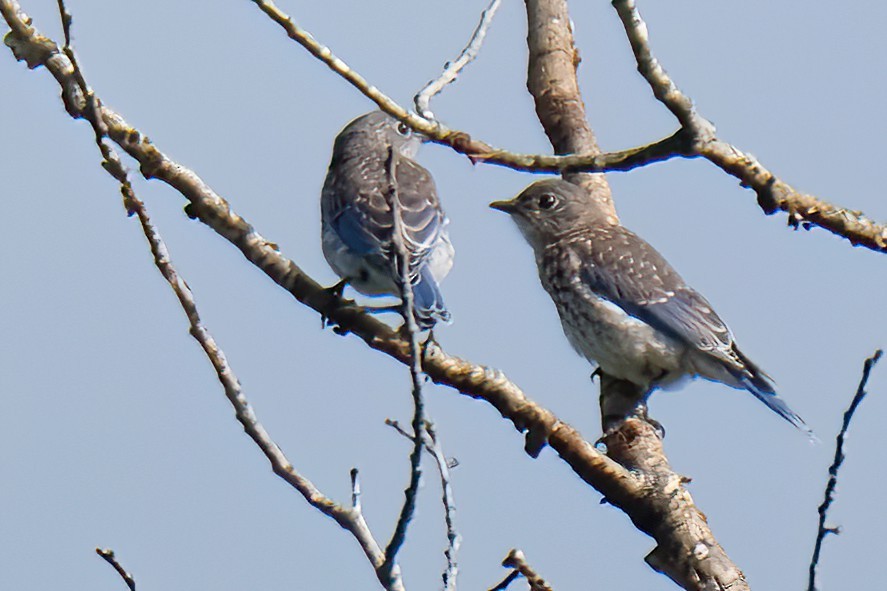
[
  {"x1": 327, "y1": 278, "x2": 349, "y2": 298},
  {"x1": 633, "y1": 402, "x2": 665, "y2": 440},
  {"x1": 320, "y1": 278, "x2": 350, "y2": 329},
  {"x1": 422, "y1": 329, "x2": 439, "y2": 350},
  {"x1": 589, "y1": 366, "x2": 603, "y2": 382},
  {"x1": 418, "y1": 329, "x2": 440, "y2": 363},
  {"x1": 597, "y1": 373, "x2": 665, "y2": 438}
]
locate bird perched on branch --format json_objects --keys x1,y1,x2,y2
[
  {"x1": 491, "y1": 178, "x2": 809, "y2": 434},
  {"x1": 321, "y1": 111, "x2": 454, "y2": 329}
]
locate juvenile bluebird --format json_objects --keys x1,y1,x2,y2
[
  {"x1": 321, "y1": 111, "x2": 454, "y2": 329},
  {"x1": 490, "y1": 178, "x2": 809, "y2": 433}
]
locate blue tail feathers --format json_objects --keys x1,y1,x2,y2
[
  {"x1": 733, "y1": 346, "x2": 814, "y2": 438},
  {"x1": 411, "y1": 266, "x2": 451, "y2": 329}
]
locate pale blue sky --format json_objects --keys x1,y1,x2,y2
[{"x1": 2, "y1": 1, "x2": 885, "y2": 590}]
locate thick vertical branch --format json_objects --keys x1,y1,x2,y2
[
  {"x1": 3, "y1": 2, "x2": 749, "y2": 587},
  {"x1": 243, "y1": 0, "x2": 887, "y2": 252},
  {"x1": 523, "y1": 1, "x2": 748, "y2": 589},
  {"x1": 525, "y1": 0, "x2": 614, "y2": 217}
]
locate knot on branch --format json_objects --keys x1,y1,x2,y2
[{"x1": 4, "y1": 27, "x2": 54, "y2": 68}]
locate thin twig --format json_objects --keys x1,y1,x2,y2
[
  {"x1": 808, "y1": 349, "x2": 882, "y2": 591},
  {"x1": 1, "y1": 1, "x2": 637, "y2": 492},
  {"x1": 386, "y1": 419, "x2": 461, "y2": 591},
  {"x1": 8, "y1": 7, "x2": 738, "y2": 588},
  {"x1": 426, "y1": 422, "x2": 460, "y2": 591},
  {"x1": 414, "y1": 0, "x2": 502, "y2": 121},
  {"x1": 55, "y1": 0, "x2": 71, "y2": 46},
  {"x1": 42, "y1": 4, "x2": 401, "y2": 588},
  {"x1": 243, "y1": 0, "x2": 687, "y2": 172},
  {"x1": 381, "y1": 146, "x2": 427, "y2": 584},
  {"x1": 131, "y1": 191, "x2": 402, "y2": 591},
  {"x1": 96, "y1": 548, "x2": 136, "y2": 591}
]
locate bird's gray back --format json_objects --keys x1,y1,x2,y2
[{"x1": 322, "y1": 141, "x2": 445, "y2": 266}]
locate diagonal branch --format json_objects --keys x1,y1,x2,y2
[
  {"x1": 245, "y1": 0, "x2": 887, "y2": 253},
  {"x1": 426, "y1": 423, "x2": 460, "y2": 591},
  {"x1": 0, "y1": 0, "x2": 640, "y2": 539},
  {"x1": 96, "y1": 548, "x2": 136, "y2": 591},
  {"x1": 1, "y1": 3, "x2": 755, "y2": 589},
  {"x1": 48, "y1": 2, "x2": 401, "y2": 587},
  {"x1": 414, "y1": 0, "x2": 501, "y2": 121},
  {"x1": 492, "y1": 549, "x2": 554, "y2": 591},
  {"x1": 612, "y1": 0, "x2": 887, "y2": 252},
  {"x1": 132, "y1": 185, "x2": 403, "y2": 591}
]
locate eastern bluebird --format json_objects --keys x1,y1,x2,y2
[
  {"x1": 491, "y1": 178, "x2": 809, "y2": 433},
  {"x1": 321, "y1": 111, "x2": 454, "y2": 329}
]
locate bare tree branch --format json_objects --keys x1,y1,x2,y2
[
  {"x1": 523, "y1": 1, "x2": 749, "y2": 588},
  {"x1": 130, "y1": 183, "x2": 403, "y2": 591},
  {"x1": 3, "y1": 0, "x2": 640, "y2": 496},
  {"x1": 128, "y1": 129, "x2": 406, "y2": 591},
  {"x1": 414, "y1": 0, "x2": 501, "y2": 121},
  {"x1": 40, "y1": 3, "x2": 403, "y2": 586},
  {"x1": 426, "y1": 422, "x2": 460, "y2": 591},
  {"x1": 0, "y1": 3, "x2": 810, "y2": 589},
  {"x1": 387, "y1": 419, "x2": 461, "y2": 591},
  {"x1": 602, "y1": 415, "x2": 748, "y2": 590},
  {"x1": 96, "y1": 548, "x2": 136, "y2": 591},
  {"x1": 503, "y1": 549, "x2": 554, "y2": 591},
  {"x1": 244, "y1": 0, "x2": 887, "y2": 253},
  {"x1": 808, "y1": 349, "x2": 883, "y2": 591},
  {"x1": 489, "y1": 549, "x2": 554, "y2": 591},
  {"x1": 524, "y1": 0, "x2": 614, "y2": 214},
  {"x1": 612, "y1": 0, "x2": 887, "y2": 252},
  {"x1": 381, "y1": 147, "x2": 427, "y2": 584},
  {"x1": 1, "y1": 0, "x2": 649, "y2": 526}
]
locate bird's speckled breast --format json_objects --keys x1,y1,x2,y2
[{"x1": 538, "y1": 238, "x2": 687, "y2": 388}]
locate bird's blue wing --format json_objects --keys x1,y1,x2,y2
[
  {"x1": 575, "y1": 226, "x2": 733, "y2": 354},
  {"x1": 570, "y1": 227, "x2": 810, "y2": 433},
  {"x1": 322, "y1": 152, "x2": 445, "y2": 272},
  {"x1": 329, "y1": 203, "x2": 381, "y2": 255}
]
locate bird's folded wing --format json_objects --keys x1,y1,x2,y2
[
  {"x1": 325, "y1": 155, "x2": 446, "y2": 279},
  {"x1": 577, "y1": 227, "x2": 734, "y2": 356}
]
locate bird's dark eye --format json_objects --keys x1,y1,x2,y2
[
  {"x1": 396, "y1": 122, "x2": 412, "y2": 137},
  {"x1": 538, "y1": 193, "x2": 558, "y2": 210}
]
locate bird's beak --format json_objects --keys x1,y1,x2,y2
[{"x1": 489, "y1": 199, "x2": 517, "y2": 214}]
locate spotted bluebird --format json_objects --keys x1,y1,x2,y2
[
  {"x1": 491, "y1": 178, "x2": 809, "y2": 433},
  {"x1": 321, "y1": 111, "x2": 454, "y2": 329}
]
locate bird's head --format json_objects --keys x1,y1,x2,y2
[
  {"x1": 490, "y1": 179, "x2": 612, "y2": 249},
  {"x1": 336, "y1": 111, "x2": 423, "y2": 159}
]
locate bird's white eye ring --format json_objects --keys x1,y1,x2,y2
[
  {"x1": 396, "y1": 121, "x2": 412, "y2": 137},
  {"x1": 538, "y1": 193, "x2": 558, "y2": 210}
]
